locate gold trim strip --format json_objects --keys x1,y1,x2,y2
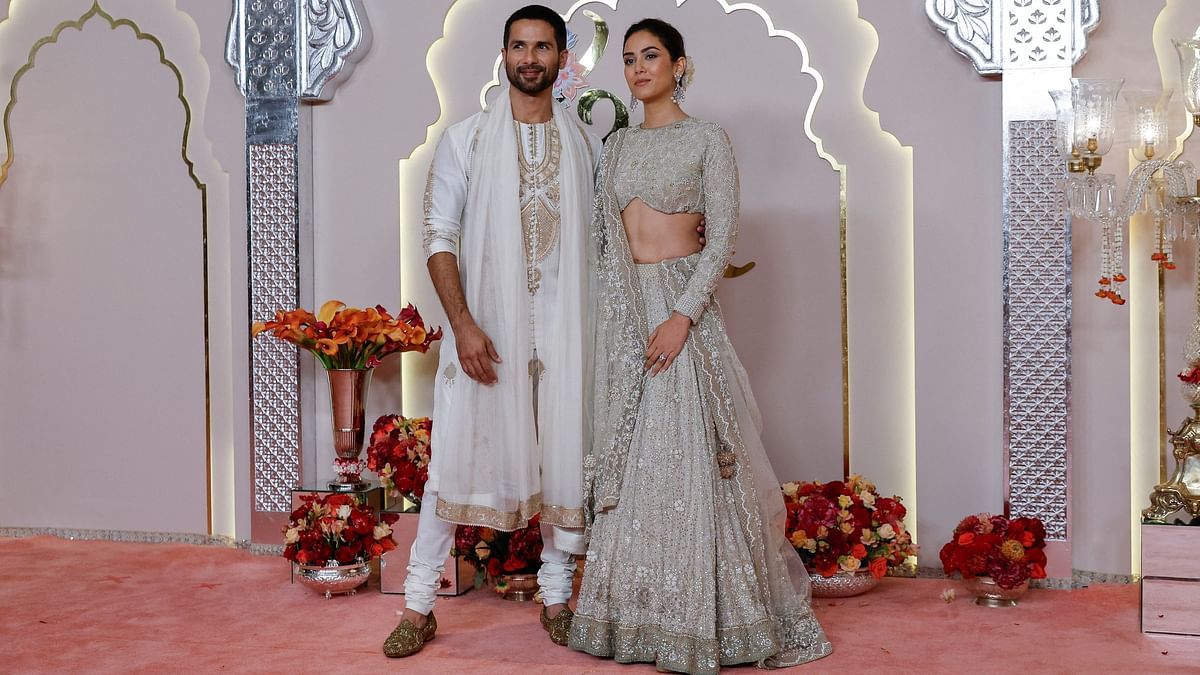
[
  {"x1": 1159, "y1": 257, "x2": 1167, "y2": 484},
  {"x1": 434, "y1": 494, "x2": 585, "y2": 531},
  {"x1": 1, "y1": 2, "x2": 214, "y2": 534},
  {"x1": 840, "y1": 167, "x2": 849, "y2": 478}
]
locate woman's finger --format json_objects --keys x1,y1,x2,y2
[
  {"x1": 651, "y1": 350, "x2": 673, "y2": 376},
  {"x1": 645, "y1": 349, "x2": 660, "y2": 371}
]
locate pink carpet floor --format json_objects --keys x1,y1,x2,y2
[{"x1": 2, "y1": 536, "x2": 1198, "y2": 674}]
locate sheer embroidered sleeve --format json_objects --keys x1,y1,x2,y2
[{"x1": 673, "y1": 124, "x2": 739, "y2": 322}]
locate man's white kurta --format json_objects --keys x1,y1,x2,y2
[{"x1": 421, "y1": 90, "x2": 600, "y2": 532}]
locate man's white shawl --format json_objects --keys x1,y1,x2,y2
[{"x1": 428, "y1": 90, "x2": 595, "y2": 533}]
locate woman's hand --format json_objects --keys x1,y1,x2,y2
[{"x1": 645, "y1": 312, "x2": 692, "y2": 376}]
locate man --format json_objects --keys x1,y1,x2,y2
[{"x1": 383, "y1": 5, "x2": 601, "y2": 658}]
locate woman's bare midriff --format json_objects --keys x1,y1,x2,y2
[{"x1": 621, "y1": 198, "x2": 703, "y2": 264}]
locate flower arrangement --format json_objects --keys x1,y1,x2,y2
[
  {"x1": 939, "y1": 513, "x2": 1048, "y2": 590},
  {"x1": 366, "y1": 414, "x2": 432, "y2": 508},
  {"x1": 283, "y1": 492, "x2": 397, "y2": 566},
  {"x1": 453, "y1": 515, "x2": 544, "y2": 589},
  {"x1": 781, "y1": 475, "x2": 918, "y2": 579},
  {"x1": 252, "y1": 300, "x2": 441, "y2": 369},
  {"x1": 552, "y1": 28, "x2": 587, "y2": 103}
]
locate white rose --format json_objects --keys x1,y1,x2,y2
[
  {"x1": 839, "y1": 555, "x2": 862, "y2": 572},
  {"x1": 878, "y1": 523, "x2": 896, "y2": 540},
  {"x1": 782, "y1": 482, "x2": 799, "y2": 498},
  {"x1": 861, "y1": 492, "x2": 876, "y2": 508},
  {"x1": 337, "y1": 504, "x2": 352, "y2": 519},
  {"x1": 284, "y1": 526, "x2": 300, "y2": 545},
  {"x1": 373, "y1": 523, "x2": 392, "y2": 540}
]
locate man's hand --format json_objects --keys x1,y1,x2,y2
[{"x1": 456, "y1": 321, "x2": 502, "y2": 384}]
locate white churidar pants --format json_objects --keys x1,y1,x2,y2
[{"x1": 403, "y1": 492, "x2": 581, "y2": 614}]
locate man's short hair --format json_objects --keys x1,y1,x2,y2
[{"x1": 503, "y1": 4, "x2": 567, "y2": 52}]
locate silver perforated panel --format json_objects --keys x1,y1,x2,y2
[{"x1": 1004, "y1": 120, "x2": 1070, "y2": 540}]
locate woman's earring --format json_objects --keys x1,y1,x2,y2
[
  {"x1": 671, "y1": 74, "x2": 685, "y2": 104},
  {"x1": 630, "y1": 93, "x2": 639, "y2": 110}
]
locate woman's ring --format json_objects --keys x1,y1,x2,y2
[{"x1": 658, "y1": 354, "x2": 668, "y2": 361}]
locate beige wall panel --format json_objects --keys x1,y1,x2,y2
[
  {"x1": 1072, "y1": 0, "x2": 1171, "y2": 575},
  {"x1": 852, "y1": 0, "x2": 1005, "y2": 566},
  {"x1": 0, "y1": 14, "x2": 207, "y2": 531},
  {"x1": 0, "y1": 0, "x2": 241, "y2": 536}
]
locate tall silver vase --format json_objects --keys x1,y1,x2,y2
[{"x1": 327, "y1": 368, "x2": 372, "y2": 491}]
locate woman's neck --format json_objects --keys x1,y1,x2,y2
[{"x1": 640, "y1": 98, "x2": 687, "y2": 128}]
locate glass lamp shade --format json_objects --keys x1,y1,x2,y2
[
  {"x1": 1123, "y1": 89, "x2": 1172, "y2": 162},
  {"x1": 1175, "y1": 39, "x2": 1200, "y2": 124},
  {"x1": 1049, "y1": 88, "x2": 1077, "y2": 163},
  {"x1": 1071, "y1": 78, "x2": 1124, "y2": 156}
]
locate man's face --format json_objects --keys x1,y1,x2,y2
[{"x1": 503, "y1": 19, "x2": 565, "y2": 95}]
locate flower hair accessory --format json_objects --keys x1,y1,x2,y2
[{"x1": 680, "y1": 55, "x2": 695, "y2": 89}]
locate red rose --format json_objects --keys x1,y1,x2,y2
[
  {"x1": 334, "y1": 545, "x2": 357, "y2": 563},
  {"x1": 851, "y1": 543, "x2": 867, "y2": 559},
  {"x1": 487, "y1": 558, "x2": 503, "y2": 577},
  {"x1": 849, "y1": 506, "x2": 871, "y2": 529},
  {"x1": 820, "y1": 481, "x2": 846, "y2": 500},
  {"x1": 957, "y1": 532, "x2": 975, "y2": 546},
  {"x1": 869, "y1": 556, "x2": 888, "y2": 580}
]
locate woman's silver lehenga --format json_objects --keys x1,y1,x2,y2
[{"x1": 569, "y1": 117, "x2": 833, "y2": 674}]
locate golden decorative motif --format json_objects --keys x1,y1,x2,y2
[
  {"x1": 517, "y1": 120, "x2": 562, "y2": 290},
  {"x1": 1, "y1": 1, "x2": 214, "y2": 532},
  {"x1": 1142, "y1": 403, "x2": 1200, "y2": 522}
]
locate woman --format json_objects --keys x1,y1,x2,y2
[{"x1": 568, "y1": 19, "x2": 833, "y2": 674}]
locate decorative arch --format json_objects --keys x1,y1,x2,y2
[{"x1": 0, "y1": 0, "x2": 227, "y2": 535}]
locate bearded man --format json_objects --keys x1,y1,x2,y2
[{"x1": 383, "y1": 4, "x2": 601, "y2": 658}]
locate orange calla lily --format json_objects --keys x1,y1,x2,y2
[
  {"x1": 252, "y1": 300, "x2": 441, "y2": 369},
  {"x1": 318, "y1": 300, "x2": 346, "y2": 325}
]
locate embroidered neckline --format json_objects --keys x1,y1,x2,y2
[{"x1": 637, "y1": 115, "x2": 692, "y2": 131}]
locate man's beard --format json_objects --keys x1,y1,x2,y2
[{"x1": 506, "y1": 63, "x2": 557, "y2": 95}]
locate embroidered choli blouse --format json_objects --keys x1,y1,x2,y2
[{"x1": 604, "y1": 116, "x2": 739, "y2": 322}]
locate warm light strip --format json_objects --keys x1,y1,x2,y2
[{"x1": 1128, "y1": 167, "x2": 1158, "y2": 578}]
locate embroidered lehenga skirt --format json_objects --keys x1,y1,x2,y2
[{"x1": 570, "y1": 254, "x2": 832, "y2": 674}]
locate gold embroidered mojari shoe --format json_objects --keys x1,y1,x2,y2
[
  {"x1": 541, "y1": 605, "x2": 573, "y2": 646},
  {"x1": 382, "y1": 611, "x2": 437, "y2": 658}
]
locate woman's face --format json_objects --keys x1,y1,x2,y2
[{"x1": 623, "y1": 30, "x2": 685, "y2": 105}]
